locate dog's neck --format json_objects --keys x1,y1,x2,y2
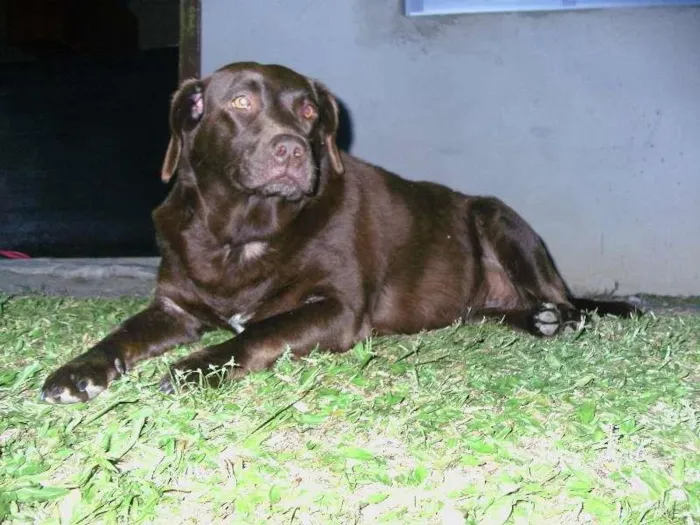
[{"x1": 159, "y1": 172, "x2": 308, "y2": 247}]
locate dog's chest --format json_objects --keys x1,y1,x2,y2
[
  {"x1": 160, "y1": 208, "x2": 313, "y2": 329},
  {"x1": 239, "y1": 241, "x2": 267, "y2": 263},
  {"x1": 180, "y1": 239, "x2": 284, "y2": 325},
  {"x1": 179, "y1": 233, "x2": 270, "y2": 284}
]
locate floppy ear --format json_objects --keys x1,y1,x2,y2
[
  {"x1": 311, "y1": 80, "x2": 344, "y2": 175},
  {"x1": 160, "y1": 78, "x2": 206, "y2": 183}
]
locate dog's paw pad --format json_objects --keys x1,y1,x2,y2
[
  {"x1": 40, "y1": 384, "x2": 85, "y2": 404},
  {"x1": 41, "y1": 357, "x2": 123, "y2": 404},
  {"x1": 77, "y1": 378, "x2": 106, "y2": 399},
  {"x1": 533, "y1": 303, "x2": 562, "y2": 337},
  {"x1": 41, "y1": 375, "x2": 107, "y2": 404},
  {"x1": 41, "y1": 374, "x2": 107, "y2": 404}
]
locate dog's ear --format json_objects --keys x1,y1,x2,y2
[
  {"x1": 161, "y1": 78, "x2": 206, "y2": 183},
  {"x1": 311, "y1": 80, "x2": 344, "y2": 175}
]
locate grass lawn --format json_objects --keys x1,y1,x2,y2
[{"x1": 0, "y1": 295, "x2": 698, "y2": 524}]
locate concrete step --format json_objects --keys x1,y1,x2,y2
[
  {"x1": 0, "y1": 258, "x2": 159, "y2": 297},
  {"x1": 1, "y1": 258, "x2": 698, "y2": 315}
]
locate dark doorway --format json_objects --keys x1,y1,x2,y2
[{"x1": 0, "y1": 0, "x2": 182, "y2": 257}]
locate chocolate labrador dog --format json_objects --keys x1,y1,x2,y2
[{"x1": 41, "y1": 62, "x2": 639, "y2": 404}]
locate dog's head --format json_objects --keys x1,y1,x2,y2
[{"x1": 160, "y1": 62, "x2": 344, "y2": 201}]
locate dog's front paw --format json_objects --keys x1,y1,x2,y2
[
  {"x1": 41, "y1": 354, "x2": 126, "y2": 404},
  {"x1": 159, "y1": 350, "x2": 234, "y2": 394},
  {"x1": 532, "y1": 303, "x2": 583, "y2": 337}
]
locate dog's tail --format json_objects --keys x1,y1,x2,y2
[{"x1": 569, "y1": 296, "x2": 643, "y2": 318}]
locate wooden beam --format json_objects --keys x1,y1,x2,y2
[{"x1": 179, "y1": 0, "x2": 201, "y2": 82}]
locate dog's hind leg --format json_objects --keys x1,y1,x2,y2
[{"x1": 464, "y1": 196, "x2": 637, "y2": 337}]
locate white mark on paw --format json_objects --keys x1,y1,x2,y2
[
  {"x1": 83, "y1": 380, "x2": 106, "y2": 399},
  {"x1": 534, "y1": 303, "x2": 561, "y2": 337},
  {"x1": 535, "y1": 321, "x2": 559, "y2": 337},
  {"x1": 50, "y1": 388, "x2": 83, "y2": 404},
  {"x1": 536, "y1": 309, "x2": 558, "y2": 324}
]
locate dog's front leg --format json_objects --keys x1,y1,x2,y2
[
  {"x1": 41, "y1": 298, "x2": 205, "y2": 404},
  {"x1": 159, "y1": 298, "x2": 358, "y2": 393}
]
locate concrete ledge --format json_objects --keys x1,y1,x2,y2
[
  {"x1": 0, "y1": 258, "x2": 160, "y2": 297},
  {"x1": 1, "y1": 258, "x2": 698, "y2": 315}
]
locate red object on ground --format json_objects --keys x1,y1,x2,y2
[{"x1": 0, "y1": 251, "x2": 31, "y2": 259}]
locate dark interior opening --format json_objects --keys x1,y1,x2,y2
[{"x1": 0, "y1": 0, "x2": 180, "y2": 257}]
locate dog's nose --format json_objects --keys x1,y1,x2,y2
[{"x1": 271, "y1": 134, "x2": 307, "y2": 165}]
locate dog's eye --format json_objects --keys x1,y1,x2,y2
[
  {"x1": 301, "y1": 102, "x2": 317, "y2": 120},
  {"x1": 231, "y1": 95, "x2": 251, "y2": 110}
]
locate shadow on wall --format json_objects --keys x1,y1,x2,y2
[{"x1": 336, "y1": 99, "x2": 354, "y2": 153}]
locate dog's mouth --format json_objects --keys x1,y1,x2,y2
[
  {"x1": 263, "y1": 170, "x2": 317, "y2": 200},
  {"x1": 268, "y1": 169, "x2": 305, "y2": 186},
  {"x1": 238, "y1": 165, "x2": 317, "y2": 201}
]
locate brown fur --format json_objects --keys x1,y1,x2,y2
[{"x1": 41, "y1": 62, "x2": 639, "y2": 404}]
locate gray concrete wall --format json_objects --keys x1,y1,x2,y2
[{"x1": 201, "y1": 0, "x2": 700, "y2": 295}]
